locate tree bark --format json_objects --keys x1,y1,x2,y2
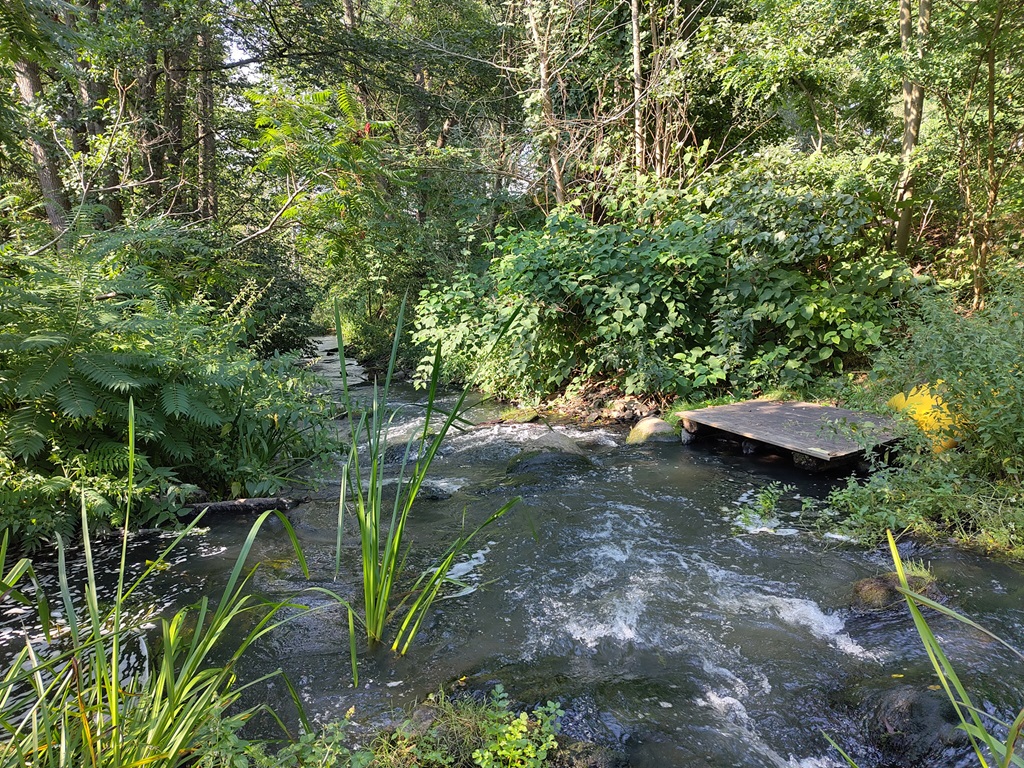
[
  {"x1": 972, "y1": 3, "x2": 1004, "y2": 310},
  {"x1": 526, "y1": 1, "x2": 564, "y2": 206},
  {"x1": 69, "y1": 0, "x2": 123, "y2": 225},
  {"x1": 631, "y1": 0, "x2": 645, "y2": 174},
  {"x1": 893, "y1": 0, "x2": 932, "y2": 258},
  {"x1": 13, "y1": 59, "x2": 70, "y2": 232},
  {"x1": 197, "y1": 25, "x2": 218, "y2": 220},
  {"x1": 137, "y1": 0, "x2": 164, "y2": 197},
  {"x1": 163, "y1": 41, "x2": 192, "y2": 214}
]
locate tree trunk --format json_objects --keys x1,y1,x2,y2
[
  {"x1": 413, "y1": 64, "x2": 430, "y2": 224},
  {"x1": 972, "y1": 3, "x2": 1004, "y2": 311},
  {"x1": 197, "y1": 25, "x2": 217, "y2": 220},
  {"x1": 14, "y1": 60, "x2": 70, "y2": 232},
  {"x1": 894, "y1": 0, "x2": 932, "y2": 258},
  {"x1": 69, "y1": 0, "x2": 123, "y2": 225},
  {"x1": 137, "y1": 0, "x2": 163, "y2": 198},
  {"x1": 526, "y1": 1, "x2": 563, "y2": 206},
  {"x1": 631, "y1": 0, "x2": 645, "y2": 174},
  {"x1": 163, "y1": 42, "x2": 192, "y2": 214}
]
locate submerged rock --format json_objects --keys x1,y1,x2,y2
[
  {"x1": 505, "y1": 426, "x2": 594, "y2": 475},
  {"x1": 519, "y1": 427, "x2": 587, "y2": 456},
  {"x1": 507, "y1": 449, "x2": 593, "y2": 476},
  {"x1": 861, "y1": 685, "x2": 968, "y2": 766},
  {"x1": 551, "y1": 736, "x2": 629, "y2": 768},
  {"x1": 626, "y1": 417, "x2": 677, "y2": 444},
  {"x1": 852, "y1": 572, "x2": 943, "y2": 611}
]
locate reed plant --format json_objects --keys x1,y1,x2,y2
[
  {"x1": 0, "y1": 401, "x2": 312, "y2": 767},
  {"x1": 826, "y1": 534, "x2": 1024, "y2": 768},
  {"x1": 332, "y1": 299, "x2": 519, "y2": 659},
  {"x1": 886, "y1": 531, "x2": 1024, "y2": 768}
]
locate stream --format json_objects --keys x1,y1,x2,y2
[{"x1": 3, "y1": 347, "x2": 1023, "y2": 768}]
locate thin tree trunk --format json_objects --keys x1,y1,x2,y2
[
  {"x1": 163, "y1": 30, "x2": 192, "y2": 214},
  {"x1": 69, "y1": 0, "x2": 123, "y2": 225},
  {"x1": 631, "y1": 0, "x2": 645, "y2": 174},
  {"x1": 137, "y1": 0, "x2": 163, "y2": 197},
  {"x1": 972, "y1": 4, "x2": 1004, "y2": 310},
  {"x1": 526, "y1": 2, "x2": 563, "y2": 206},
  {"x1": 413, "y1": 64, "x2": 430, "y2": 224},
  {"x1": 14, "y1": 60, "x2": 70, "y2": 232},
  {"x1": 197, "y1": 26, "x2": 217, "y2": 220},
  {"x1": 894, "y1": 0, "x2": 932, "y2": 258}
]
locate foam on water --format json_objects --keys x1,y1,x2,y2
[
  {"x1": 696, "y1": 689, "x2": 844, "y2": 768},
  {"x1": 441, "y1": 422, "x2": 618, "y2": 455},
  {"x1": 446, "y1": 545, "x2": 490, "y2": 580},
  {"x1": 720, "y1": 591, "x2": 874, "y2": 659}
]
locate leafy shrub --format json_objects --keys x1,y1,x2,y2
[
  {"x1": 0, "y1": 232, "x2": 336, "y2": 549},
  {"x1": 828, "y1": 282, "x2": 1024, "y2": 553},
  {"x1": 222, "y1": 240, "x2": 321, "y2": 357},
  {"x1": 415, "y1": 147, "x2": 913, "y2": 401},
  {"x1": 372, "y1": 685, "x2": 563, "y2": 768}
]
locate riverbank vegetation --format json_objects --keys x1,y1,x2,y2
[
  {"x1": 2, "y1": 0, "x2": 1022, "y2": 554},
  {"x1": 1, "y1": 0, "x2": 1023, "y2": 589}
]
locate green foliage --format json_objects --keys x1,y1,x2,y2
[
  {"x1": 372, "y1": 686, "x2": 563, "y2": 768},
  {"x1": 205, "y1": 720, "x2": 371, "y2": 768},
  {"x1": 415, "y1": 148, "x2": 913, "y2": 402},
  {"x1": 331, "y1": 300, "x2": 518, "y2": 662},
  {"x1": 471, "y1": 688, "x2": 562, "y2": 768},
  {"x1": 0, "y1": 227, "x2": 336, "y2": 550},
  {"x1": 0, "y1": 478, "x2": 313, "y2": 768},
  {"x1": 219, "y1": 242, "x2": 321, "y2": 357},
  {"x1": 829, "y1": 281, "x2": 1024, "y2": 554},
  {"x1": 696, "y1": 0, "x2": 897, "y2": 152}
]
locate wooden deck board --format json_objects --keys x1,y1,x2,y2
[{"x1": 677, "y1": 401, "x2": 897, "y2": 461}]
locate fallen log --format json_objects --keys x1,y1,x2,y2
[{"x1": 183, "y1": 497, "x2": 303, "y2": 516}]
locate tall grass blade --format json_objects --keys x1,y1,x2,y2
[
  {"x1": 888, "y1": 530, "x2": 1020, "y2": 768},
  {"x1": 822, "y1": 731, "x2": 862, "y2": 768}
]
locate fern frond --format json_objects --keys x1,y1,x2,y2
[
  {"x1": 2, "y1": 407, "x2": 49, "y2": 460},
  {"x1": 186, "y1": 398, "x2": 224, "y2": 428},
  {"x1": 74, "y1": 439, "x2": 131, "y2": 474},
  {"x1": 73, "y1": 353, "x2": 139, "y2": 393},
  {"x1": 159, "y1": 382, "x2": 191, "y2": 417},
  {"x1": 14, "y1": 359, "x2": 70, "y2": 399},
  {"x1": 54, "y1": 379, "x2": 99, "y2": 419},
  {"x1": 17, "y1": 333, "x2": 68, "y2": 351},
  {"x1": 160, "y1": 424, "x2": 194, "y2": 461}
]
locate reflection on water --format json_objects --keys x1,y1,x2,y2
[{"x1": 4, "y1": 374, "x2": 1024, "y2": 768}]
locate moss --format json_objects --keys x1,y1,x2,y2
[{"x1": 852, "y1": 572, "x2": 942, "y2": 611}]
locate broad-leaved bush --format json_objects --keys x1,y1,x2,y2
[{"x1": 415, "y1": 148, "x2": 914, "y2": 401}]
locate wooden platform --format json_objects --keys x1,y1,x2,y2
[{"x1": 677, "y1": 400, "x2": 897, "y2": 463}]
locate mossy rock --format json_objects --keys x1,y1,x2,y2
[
  {"x1": 626, "y1": 417, "x2": 677, "y2": 445},
  {"x1": 508, "y1": 450, "x2": 594, "y2": 476},
  {"x1": 852, "y1": 572, "x2": 943, "y2": 611},
  {"x1": 501, "y1": 407, "x2": 541, "y2": 424},
  {"x1": 550, "y1": 736, "x2": 629, "y2": 768}
]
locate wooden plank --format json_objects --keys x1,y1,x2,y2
[{"x1": 676, "y1": 401, "x2": 897, "y2": 461}]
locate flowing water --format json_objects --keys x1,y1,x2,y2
[{"x1": 4, "y1": 355, "x2": 1024, "y2": 768}]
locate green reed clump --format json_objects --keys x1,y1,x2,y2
[
  {"x1": 0, "y1": 401, "x2": 312, "y2": 768},
  {"x1": 331, "y1": 300, "x2": 518, "y2": 662}
]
